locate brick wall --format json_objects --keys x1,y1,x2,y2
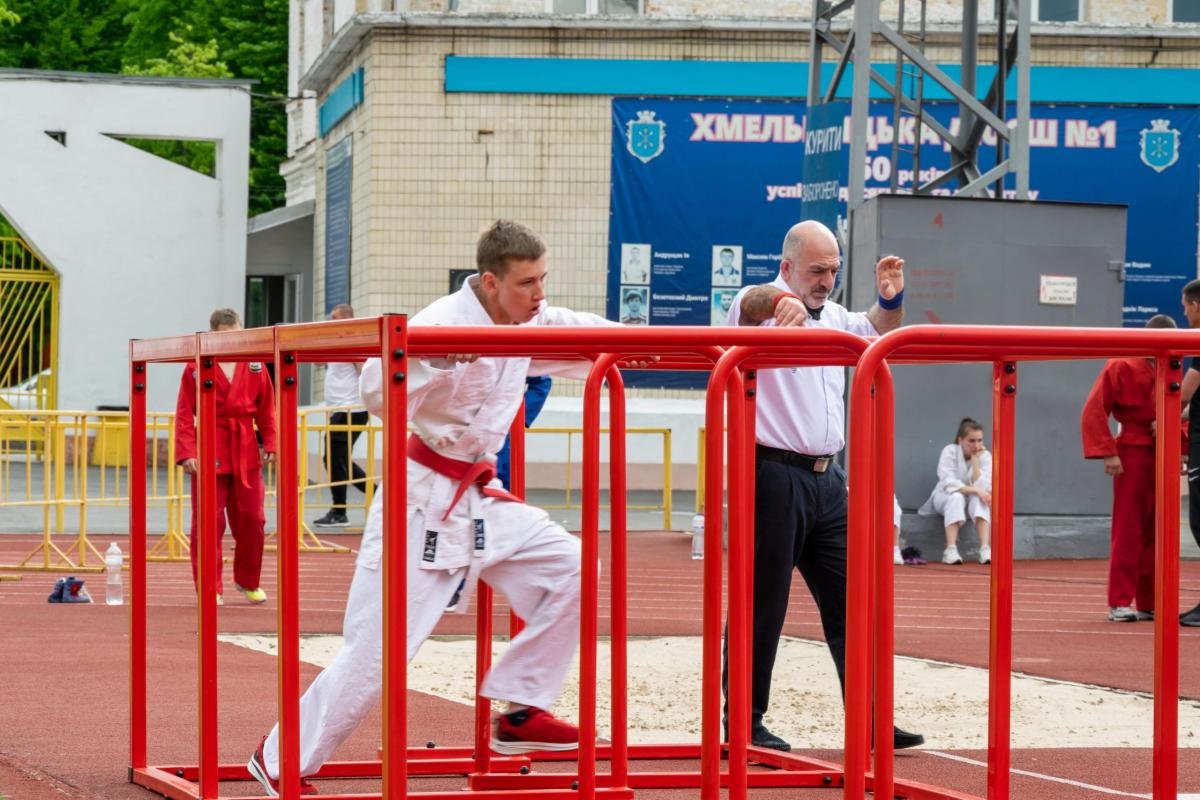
[{"x1": 306, "y1": 22, "x2": 1200, "y2": 397}]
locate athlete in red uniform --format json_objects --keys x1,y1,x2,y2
[
  {"x1": 175, "y1": 308, "x2": 277, "y2": 604},
  {"x1": 1081, "y1": 314, "x2": 1178, "y2": 622}
]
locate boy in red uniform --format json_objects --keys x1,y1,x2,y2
[
  {"x1": 175, "y1": 308, "x2": 277, "y2": 605},
  {"x1": 1081, "y1": 314, "x2": 1177, "y2": 622}
]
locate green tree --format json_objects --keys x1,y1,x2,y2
[
  {"x1": 119, "y1": 27, "x2": 232, "y2": 177},
  {"x1": 0, "y1": 0, "x2": 130, "y2": 72},
  {"x1": 122, "y1": 0, "x2": 289, "y2": 214},
  {"x1": 0, "y1": 0, "x2": 290, "y2": 216}
]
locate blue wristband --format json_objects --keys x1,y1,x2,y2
[{"x1": 878, "y1": 289, "x2": 903, "y2": 310}]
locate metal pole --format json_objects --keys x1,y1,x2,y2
[
  {"x1": 871, "y1": 367, "x2": 896, "y2": 797},
  {"x1": 1015, "y1": 0, "x2": 1032, "y2": 198},
  {"x1": 608, "y1": 367, "x2": 630, "y2": 786},
  {"x1": 960, "y1": 0, "x2": 979, "y2": 193},
  {"x1": 987, "y1": 361, "x2": 1017, "y2": 800},
  {"x1": 382, "y1": 315, "x2": 410, "y2": 800},
  {"x1": 196, "y1": 344, "x2": 219, "y2": 799},
  {"x1": 848, "y1": 0, "x2": 875, "y2": 217},
  {"x1": 580, "y1": 355, "x2": 621, "y2": 800},
  {"x1": 275, "y1": 345, "x2": 302, "y2": 799},
  {"x1": 129, "y1": 354, "x2": 147, "y2": 774},
  {"x1": 1152, "y1": 355, "x2": 1182, "y2": 800},
  {"x1": 726, "y1": 367, "x2": 748, "y2": 800}
]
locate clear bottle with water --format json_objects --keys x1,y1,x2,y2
[
  {"x1": 105, "y1": 542, "x2": 124, "y2": 606},
  {"x1": 690, "y1": 513, "x2": 705, "y2": 560}
]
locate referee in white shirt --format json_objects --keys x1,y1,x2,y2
[
  {"x1": 724, "y1": 220, "x2": 923, "y2": 752},
  {"x1": 313, "y1": 304, "x2": 372, "y2": 528}
]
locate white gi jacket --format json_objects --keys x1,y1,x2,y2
[
  {"x1": 918, "y1": 443, "x2": 992, "y2": 516},
  {"x1": 357, "y1": 275, "x2": 610, "y2": 572}
]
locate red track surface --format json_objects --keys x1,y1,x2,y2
[{"x1": 2, "y1": 531, "x2": 1198, "y2": 799}]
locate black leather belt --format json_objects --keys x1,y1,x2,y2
[{"x1": 755, "y1": 444, "x2": 836, "y2": 473}]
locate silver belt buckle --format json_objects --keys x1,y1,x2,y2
[{"x1": 812, "y1": 457, "x2": 830, "y2": 473}]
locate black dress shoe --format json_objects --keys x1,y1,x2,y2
[
  {"x1": 1181, "y1": 601, "x2": 1200, "y2": 627},
  {"x1": 749, "y1": 724, "x2": 792, "y2": 752},
  {"x1": 893, "y1": 726, "x2": 925, "y2": 750}
]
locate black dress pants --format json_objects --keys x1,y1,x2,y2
[
  {"x1": 327, "y1": 410, "x2": 370, "y2": 509},
  {"x1": 728, "y1": 450, "x2": 849, "y2": 726}
]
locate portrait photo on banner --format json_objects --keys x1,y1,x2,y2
[
  {"x1": 621, "y1": 243, "x2": 651, "y2": 284},
  {"x1": 711, "y1": 289, "x2": 738, "y2": 326},
  {"x1": 620, "y1": 285, "x2": 649, "y2": 325},
  {"x1": 712, "y1": 245, "x2": 743, "y2": 287}
]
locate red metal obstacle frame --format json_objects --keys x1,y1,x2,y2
[
  {"x1": 127, "y1": 318, "x2": 1187, "y2": 800},
  {"x1": 846, "y1": 325, "x2": 1189, "y2": 800},
  {"x1": 128, "y1": 318, "x2": 881, "y2": 800}
]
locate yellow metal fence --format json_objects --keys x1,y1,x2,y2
[{"x1": 0, "y1": 409, "x2": 676, "y2": 572}]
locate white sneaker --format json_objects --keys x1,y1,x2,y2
[
  {"x1": 979, "y1": 545, "x2": 991, "y2": 565},
  {"x1": 1108, "y1": 606, "x2": 1138, "y2": 622},
  {"x1": 942, "y1": 545, "x2": 963, "y2": 565},
  {"x1": 893, "y1": 546, "x2": 903, "y2": 565}
]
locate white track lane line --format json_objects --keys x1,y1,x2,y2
[{"x1": 926, "y1": 751, "x2": 1152, "y2": 799}]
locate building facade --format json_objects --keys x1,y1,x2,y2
[{"x1": 281, "y1": 1, "x2": 1200, "y2": 489}]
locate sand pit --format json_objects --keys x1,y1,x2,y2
[{"x1": 223, "y1": 633, "x2": 1200, "y2": 749}]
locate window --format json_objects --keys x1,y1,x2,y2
[
  {"x1": 547, "y1": 0, "x2": 641, "y2": 14},
  {"x1": 1037, "y1": 0, "x2": 1080, "y2": 22},
  {"x1": 1173, "y1": 0, "x2": 1200, "y2": 21},
  {"x1": 993, "y1": 0, "x2": 1081, "y2": 22}
]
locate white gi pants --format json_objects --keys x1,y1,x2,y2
[
  {"x1": 262, "y1": 493, "x2": 582, "y2": 778},
  {"x1": 928, "y1": 489, "x2": 991, "y2": 527}
]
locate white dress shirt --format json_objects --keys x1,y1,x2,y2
[{"x1": 727, "y1": 274, "x2": 877, "y2": 456}]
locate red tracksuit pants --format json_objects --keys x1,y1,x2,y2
[
  {"x1": 1107, "y1": 444, "x2": 1155, "y2": 610},
  {"x1": 189, "y1": 472, "x2": 266, "y2": 595}
]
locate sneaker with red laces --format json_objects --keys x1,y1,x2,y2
[
  {"x1": 491, "y1": 708, "x2": 579, "y2": 754},
  {"x1": 247, "y1": 735, "x2": 318, "y2": 796}
]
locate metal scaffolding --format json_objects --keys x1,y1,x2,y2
[{"x1": 807, "y1": 0, "x2": 1031, "y2": 212}]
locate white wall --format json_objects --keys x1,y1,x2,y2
[{"x1": 0, "y1": 74, "x2": 250, "y2": 411}]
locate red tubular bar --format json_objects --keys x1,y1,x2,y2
[
  {"x1": 196, "y1": 343, "x2": 220, "y2": 800},
  {"x1": 734, "y1": 366, "x2": 758, "y2": 800},
  {"x1": 871, "y1": 365, "x2": 896, "y2": 796},
  {"x1": 700, "y1": 357, "x2": 731, "y2": 800},
  {"x1": 275, "y1": 346, "x2": 303, "y2": 799},
  {"x1": 607, "y1": 366, "x2": 630, "y2": 787},
  {"x1": 1152, "y1": 355, "x2": 1182, "y2": 800},
  {"x1": 987, "y1": 361, "x2": 1017, "y2": 800},
  {"x1": 382, "y1": 315, "x2": 410, "y2": 799},
  {"x1": 581, "y1": 353, "x2": 625, "y2": 800},
  {"x1": 471, "y1": 581, "x2": 495, "y2": 778},
  {"x1": 129, "y1": 352, "x2": 148, "y2": 774},
  {"x1": 509, "y1": 399, "x2": 527, "y2": 638},
  {"x1": 723, "y1": 366, "x2": 749, "y2": 800}
]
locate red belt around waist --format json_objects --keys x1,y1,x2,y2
[{"x1": 407, "y1": 434, "x2": 521, "y2": 521}]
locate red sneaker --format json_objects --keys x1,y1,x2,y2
[
  {"x1": 491, "y1": 708, "x2": 580, "y2": 754},
  {"x1": 247, "y1": 735, "x2": 319, "y2": 796}
]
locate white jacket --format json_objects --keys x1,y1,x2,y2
[
  {"x1": 357, "y1": 276, "x2": 611, "y2": 570},
  {"x1": 918, "y1": 443, "x2": 992, "y2": 515}
]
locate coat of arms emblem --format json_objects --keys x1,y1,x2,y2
[
  {"x1": 626, "y1": 110, "x2": 666, "y2": 164},
  {"x1": 1139, "y1": 119, "x2": 1180, "y2": 173}
]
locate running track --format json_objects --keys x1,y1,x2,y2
[{"x1": 1, "y1": 531, "x2": 1198, "y2": 799}]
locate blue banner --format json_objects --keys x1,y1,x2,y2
[
  {"x1": 609, "y1": 98, "x2": 1200, "y2": 386},
  {"x1": 324, "y1": 135, "x2": 352, "y2": 314},
  {"x1": 801, "y1": 101, "x2": 850, "y2": 234}
]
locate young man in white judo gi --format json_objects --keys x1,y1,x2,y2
[{"x1": 249, "y1": 220, "x2": 621, "y2": 796}]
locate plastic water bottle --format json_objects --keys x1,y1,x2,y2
[
  {"x1": 690, "y1": 513, "x2": 705, "y2": 560},
  {"x1": 105, "y1": 542, "x2": 124, "y2": 606}
]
